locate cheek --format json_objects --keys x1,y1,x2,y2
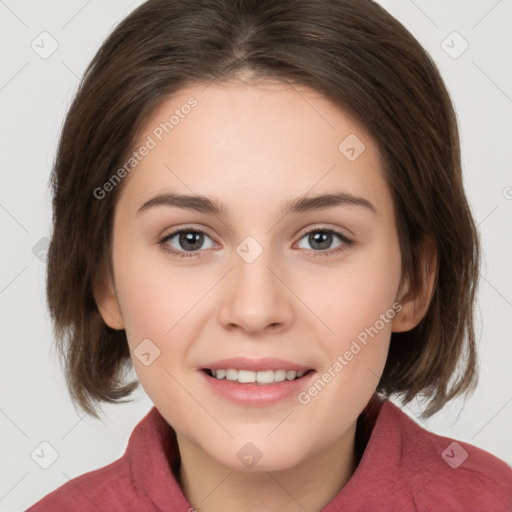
[
  {"x1": 113, "y1": 252, "x2": 210, "y2": 412},
  {"x1": 115, "y1": 222, "x2": 401, "y2": 349},
  {"x1": 113, "y1": 222, "x2": 210, "y2": 327},
  {"x1": 300, "y1": 237, "x2": 401, "y2": 344},
  {"x1": 297, "y1": 235, "x2": 401, "y2": 407},
  {"x1": 112, "y1": 237, "x2": 204, "y2": 352},
  {"x1": 294, "y1": 274, "x2": 399, "y2": 432}
]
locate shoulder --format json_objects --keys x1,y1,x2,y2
[
  {"x1": 384, "y1": 400, "x2": 512, "y2": 510},
  {"x1": 25, "y1": 457, "x2": 143, "y2": 512},
  {"x1": 25, "y1": 407, "x2": 169, "y2": 512}
]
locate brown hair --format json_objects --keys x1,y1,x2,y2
[{"x1": 47, "y1": 0, "x2": 480, "y2": 419}]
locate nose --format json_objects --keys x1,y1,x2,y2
[{"x1": 217, "y1": 246, "x2": 294, "y2": 336}]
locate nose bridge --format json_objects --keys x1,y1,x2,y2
[{"x1": 218, "y1": 235, "x2": 293, "y2": 333}]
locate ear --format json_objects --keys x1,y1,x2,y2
[
  {"x1": 93, "y1": 272, "x2": 125, "y2": 330},
  {"x1": 392, "y1": 235, "x2": 437, "y2": 333}
]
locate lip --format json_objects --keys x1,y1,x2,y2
[
  {"x1": 201, "y1": 357, "x2": 313, "y2": 372},
  {"x1": 200, "y1": 369, "x2": 316, "y2": 407}
]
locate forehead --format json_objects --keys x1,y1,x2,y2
[{"x1": 118, "y1": 79, "x2": 391, "y2": 218}]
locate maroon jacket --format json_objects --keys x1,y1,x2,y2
[{"x1": 27, "y1": 395, "x2": 512, "y2": 511}]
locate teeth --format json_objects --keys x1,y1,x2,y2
[
  {"x1": 274, "y1": 369, "x2": 287, "y2": 382},
  {"x1": 210, "y1": 368, "x2": 308, "y2": 384}
]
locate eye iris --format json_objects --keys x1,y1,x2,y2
[
  {"x1": 180, "y1": 232, "x2": 203, "y2": 251},
  {"x1": 310, "y1": 231, "x2": 332, "y2": 250}
]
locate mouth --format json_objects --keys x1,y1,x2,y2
[
  {"x1": 199, "y1": 358, "x2": 317, "y2": 406},
  {"x1": 201, "y1": 368, "x2": 315, "y2": 385}
]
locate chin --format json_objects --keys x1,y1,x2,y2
[{"x1": 206, "y1": 436, "x2": 312, "y2": 473}]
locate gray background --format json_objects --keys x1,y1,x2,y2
[{"x1": 1, "y1": 0, "x2": 511, "y2": 510}]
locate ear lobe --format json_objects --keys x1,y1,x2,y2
[
  {"x1": 93, "y1": 274, "x2": 125, "y2": 330},
  {"x1": 392, "y1": 236, "x2": 437, "y2": 333}
]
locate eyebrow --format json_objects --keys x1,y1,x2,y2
[{"x1": 136, "y1": 191, "x2": 377, "y2": 217}]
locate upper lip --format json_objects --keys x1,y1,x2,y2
[{"x1": 201, "y1": 357, "x2": 314, "y2": 372}]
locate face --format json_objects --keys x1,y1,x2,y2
[{"x1": 98, "y1": 78, "x2": 406, "y2": 472}]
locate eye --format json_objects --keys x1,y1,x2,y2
[
  {"x1": 158, "y1": 226, "x2": 354, "y2": 259},
  {"x1": 296, "y1": 228, "x2": 353, "y2": 256},
  {"x1": 158, "y1": 228, "x2": 216, "y2": 258}
]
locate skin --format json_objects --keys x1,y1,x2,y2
[{"x1": 95, "y1": 76, "x2": 435, "y2": 512}]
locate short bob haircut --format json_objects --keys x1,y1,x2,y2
[{"x1": 46, "y1": 0, "x2": 480, "y2": 420}]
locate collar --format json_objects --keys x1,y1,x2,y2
[{"x1": 127, "y1": 393, "x2": 388, "y2": 509}]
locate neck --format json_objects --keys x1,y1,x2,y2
[{"x1": 177, "y1": 421, "x2": 358, "y2": 512}]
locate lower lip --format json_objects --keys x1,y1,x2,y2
[{"x1": 200, "y1": 370, "x2": 316, "y2": 406}]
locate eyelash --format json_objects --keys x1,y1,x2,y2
[{"x1": 158, "y1": 227, "x2": 354, "y2": 259}]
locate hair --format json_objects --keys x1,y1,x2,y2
[{"x1": 46, "y1": 0, "x2": 480, "y2": 420}]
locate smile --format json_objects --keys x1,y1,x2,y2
[{"x1": 204, "y1": 368, "x2": 312, "y2": 384}]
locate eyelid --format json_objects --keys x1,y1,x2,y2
[
  {"x1": 293, "y1": 225, "x2": 354, "y2": 256},
  {"x1": 157, "y1": 227, "x2": 217, "y2": 259},
  {"x1": 158, "y1": 224, "x2": 215, "y2": 241},
  {"x1": 159, "y1": 223, "x2": 352, "y2": 244},
  {"x1": 158, "y1": 223, "x2": 355, "y2": 258},
  {"x1": 158, "y1": 225, "x2": 218, "y2": 248},
  {"x1": 296, "y1": 223, "x2": 353, "y2": 240}
]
